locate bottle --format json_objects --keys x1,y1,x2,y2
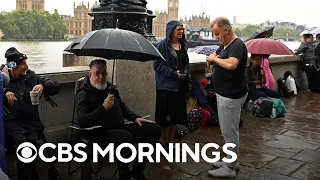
[{"x1": 247, "y1": 99, "x2": 253, "y2": 115}]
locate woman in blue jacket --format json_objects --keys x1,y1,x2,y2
[{"x1": 154, "y1": 20, "x2": 190, "y2": 150}]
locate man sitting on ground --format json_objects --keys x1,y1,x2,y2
[{"x1": 76, "y1": 59, "x2": 162, "y2": 180}]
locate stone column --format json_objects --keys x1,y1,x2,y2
[{"x1": 87, "y1": 0, "x2": 158, "y2": 119}]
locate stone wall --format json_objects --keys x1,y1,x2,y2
[{"x1": 33, "y1": 54, "x2": 307, "y2": 144}]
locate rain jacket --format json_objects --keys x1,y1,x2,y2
[
  {"x1": 3, "y1": 70, "x2": 59, "y2": 135},
  {"x1": 76, "y1": 76, "x2": 141, "y2": 129},
  {"x1": 295, "y1": 41, "x2": 317, "y2": 64},
  {"x1": 154, "y1": 20, "x2": 190, "y2": 92}
]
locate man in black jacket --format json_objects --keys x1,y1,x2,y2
[
  {"x1": 3, "y1": 47, "x2": 60, "y2": 180},
  {"x1": 76, "y1": 59, "x2": 161, "y2": 180}
]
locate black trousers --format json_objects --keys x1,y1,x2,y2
[
  {"x1": 306, "y1": 70, "x2": 320, "y2": 91},
  {"x1": 248, "y1": 87, "x2": 280, "y2": 102},
  {"x1": 8, "y1": 132, "x2": 39, "y2": 180},
  {"x1": 94, "y1": 122, "x2": 162, "y2": 176}
]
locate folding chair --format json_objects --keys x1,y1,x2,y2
[{"x1": 67, "y1": 77, "x2": 117, "y2": 180}]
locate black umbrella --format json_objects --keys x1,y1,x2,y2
[
  {"x1": 245, "y1": 26, "x2": 275, "y2": 42},
  {"x1": 64, "y1": 28, "x2": 165, "y2": 85}
]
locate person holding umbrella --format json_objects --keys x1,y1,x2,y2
[
  {"x1": 206, "y1": 17, "x2": 248, "y2": 178},
  {"x1": 76, "y1": 59, "x2": 162, "y2": 180},
  {"x1": 154, "y1": 20, "x2": 190, "y2": 151}
]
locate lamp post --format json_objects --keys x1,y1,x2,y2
[{"x1": 89, "y1": 0, "x2": 158, "y2": 44}]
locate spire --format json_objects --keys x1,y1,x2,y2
[{"x1": 88, "y1": 1, "x2": 90, "y2": 8}]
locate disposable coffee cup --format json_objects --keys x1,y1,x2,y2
[{"x1": 30, "y1": 90, "x2": 40, "y2": 105}]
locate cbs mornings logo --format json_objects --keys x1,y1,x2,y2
[{"x1": 16, "y1": 142, "x2": 237, "y2": 164}]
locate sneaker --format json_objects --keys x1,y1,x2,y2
[
  {"x1": 208, "y1": 164, "x2": 236, "y2": 178},
  {"x1": 212, "y1": 161, "x2": 240, "y2": 171}
]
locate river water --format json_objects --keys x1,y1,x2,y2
[{"x1": 0, "y1": 41, "x2": 301, "y2": 73}]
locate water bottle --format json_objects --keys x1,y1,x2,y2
[{"x1": 247, "y1": 99, "x2": 253, "y2": 115}]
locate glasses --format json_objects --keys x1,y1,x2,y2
[{"x1": 92, "y1": 71, "x2": 107, "y2": 77}]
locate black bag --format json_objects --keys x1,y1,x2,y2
[
  {"x1": 175, "y1": 124, "x2": 189, "y2": 140},
  {"x1": 277, "y1": 78, "x2": 294, "y2": 97}
]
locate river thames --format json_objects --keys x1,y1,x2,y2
[{"x1": 0, "y1": 41, "x2": 301, "y2": 73}]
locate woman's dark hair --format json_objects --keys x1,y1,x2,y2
[
  {"x1": 249, "y1": 54, "x2": 262, "y2": 68},
  {"x1": 284, "y1": 71, "x2": 294, "y2": 80}
]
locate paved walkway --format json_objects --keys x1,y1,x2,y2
[{"x1": 38, "y1": 91, "x2": 320, "y2": 180}]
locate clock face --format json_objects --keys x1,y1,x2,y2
[{"x1": 169, "y1": 2, "x2": 174, "y2": 7}]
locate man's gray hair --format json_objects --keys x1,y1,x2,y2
[{"x1": 210, "y1": 17, "x2": 233, "y2": 31}]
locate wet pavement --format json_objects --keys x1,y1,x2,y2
[{"x1": 38, "y1": 91, "x2": 320, "y2": 180}]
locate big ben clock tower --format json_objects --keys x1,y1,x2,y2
[{"x1": 168, "y1": 0, "x2": 179, "y2": 21}]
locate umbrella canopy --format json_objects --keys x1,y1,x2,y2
[
  {"x1": 245, "y1": 26, "x2": 275, "y2": 42},
  {"x1": 300, "y1": 27, "x2": 320, "y2": 37},
  {"x1": 64, "y1": 28, "x2": 165, "y2": 62},
  {"x1": 245, "y1": 38, "x2": 293, "y2": 55},
  {"x1": 188, "y1": 45, "x2": 220, "y2": 55}
]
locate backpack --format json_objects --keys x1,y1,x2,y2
[
  {"x1": 277, "y1": 78, "x2": 294, "y2": 97},
  {"x1": 252, "y1": 97, "x2": 273, "y2": 118},
  {"x1": 187, "y1": 108, "x2": 202, "y2": 132}
]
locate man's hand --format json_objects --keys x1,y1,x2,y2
[
  {"x1": 33, "y1": 84, "x2": 44, "y2": 95},
  {"x1": 2, "y1": 66, "x2": 9, "y2": 75},
  {"x1": 6, "y1": 91, "x2": 17, "y2": 106},
  {"x1": 261, "y1": 69, "x2": 265, "y2": 75},
  {"x1": 206, "y1": 53, "x2": 218, "y2": 63},
  {"x1": 135, "y1": 118, "x2": 155, "y2": 126},
  {"x1": 177, "y1": 72, "x2": 185, "y2": 79},
  {"x1": 103, "y1": 93, "x2": 114, "y2": 110}
]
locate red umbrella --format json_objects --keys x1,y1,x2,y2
[{"x1": 245, "y1": 38, "x2": 293, "y2": 55}]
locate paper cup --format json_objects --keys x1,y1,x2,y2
[{"x1": 30, "y1": 91, "x2": 40, "y2": 105}]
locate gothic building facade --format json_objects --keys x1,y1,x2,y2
[
  {"x1": 152, "y1": 0, "x2": 210, "y2": 39},
  {"x1": 64, "y1": 2, "x2": 92, "y2": 38},
  {"x1": 16, "y1": 0, "x2": 44, "y2": 11}
]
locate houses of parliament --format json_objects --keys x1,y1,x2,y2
[
  {"x1": 16, "y1": 0, "x2": 44, "y2": 11},
  {"x1": 15, "y1": 0, "x2": 210, "y2": 39},
  {"x1": 153, "y1": 0, "x2": 210, "y2": 39}
]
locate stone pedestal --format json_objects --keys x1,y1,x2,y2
[{"x1": 84, "y1": 2, "x2": 158, "y2": 118}]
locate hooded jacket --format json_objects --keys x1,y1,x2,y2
[
  {"x1": 154, "y1": 20, "x2": 190, "y2": 92},
  {"x1": 4, "y1": 69, "x2": 59, "y2": 133},
  {"x1": 295, "y1": 41, "x2": 317, "y2": 64},
  {"x1": 76, "y1": 76, "x2": 141, "y2": 129}
]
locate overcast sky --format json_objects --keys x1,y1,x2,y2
[{"x1": 1, "y1": 0, "x2": 319, "y2": 27}]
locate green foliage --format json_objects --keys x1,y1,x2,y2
[
  {"x1": 0, "y1": 9, "x2": 67, "y2": 39},
  {"x1": 241, "y1": 25, "x2": 261, "y2": 37},
  {"x1": 273, "y1": 27, "x2": 299, "y2": 38},
  {"x1": 234, "y1": 25, "x2": 300, "y2": 40}
]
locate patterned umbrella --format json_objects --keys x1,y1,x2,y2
[{"x1": 188, "y1": 45, "x2": 220, "y2": 55}]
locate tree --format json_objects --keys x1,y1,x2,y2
[
  {"x1": 0, "y1": 9, "x2": 67, "y2": 39},
  {"x1": 0, "y1": 29, "x2": 3, "y2": 40},
  {"x1": 234, "y1": 28, "x2": 242, "y2": 37},
  {"x1": 241, "y1": 25, "x2": 261, "y2": 37},
  {"x1": 273, "y1": 27, "x2": 299, "y2": 38}
]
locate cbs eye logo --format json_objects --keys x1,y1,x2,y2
[{"x1": 16, "y1": 142, "x2": 38, "y2": 163}]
